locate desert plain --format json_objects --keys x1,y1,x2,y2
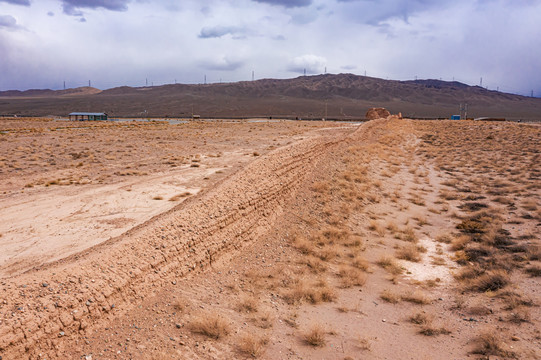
[{"x1": 0, "y1": 115, "x2": 539, "y2": 360}]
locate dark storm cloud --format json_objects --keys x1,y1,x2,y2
[
  {"x1": 0, "y1": 15, "x2": 20, "y2": 30},
  {"x1": 61, "y1": 0, "x2": 131, "y2": 16},
  {"x1": 252, "y1": 0, "x2": 312, "y2": 8},
  {"x1": 0, "y1": 0, "x2": 30, "y2": 5},
  {"x1": 199, "y1": 26, "x2": 246, "y2": 39}
]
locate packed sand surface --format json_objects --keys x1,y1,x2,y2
[{"x1": 0, "y1": 117, "x2": 539, "y2": 360}]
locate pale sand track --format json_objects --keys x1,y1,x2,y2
[
  {"x1": 0, "y1": 123, "x2": 352, "y2": 357},
  {"x1": 0, "y1": 155, "x2": 242, "y2": 278}
]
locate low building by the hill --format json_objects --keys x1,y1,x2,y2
[{"x1": 69, "y1": 112, "x2": 108, "y2": 121}]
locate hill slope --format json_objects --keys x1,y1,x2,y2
[{"x1": 1, "y1": 74, "x2": 539, "y2": 120}]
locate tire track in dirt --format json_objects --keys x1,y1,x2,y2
[{"x1": 0, "y1": 126, "x2": 355, "y2": 358}]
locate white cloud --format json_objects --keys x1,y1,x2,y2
[
  {"x1": 0, "y1": 0, "x2": 540, "y2": 96},
  {"x1": 288, "y1": 54, "x2": 326, "y2": 74}
]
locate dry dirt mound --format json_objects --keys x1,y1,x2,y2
[
  {"x1": 0, "y1": 126, "x2": 348, "y2": 358},
  {"x1": 365, "y1": 107, "x2": 391, "y2": 120}
]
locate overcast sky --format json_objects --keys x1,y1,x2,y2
[{"x1": 0, "y1": 0, "x2": 540, "y2": 96}]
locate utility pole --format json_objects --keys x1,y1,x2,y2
[
  {"x1": 531, "y1": 90, "x2": 534, "y2": 97},
  {"x1": 324, "y1": 66, "x2": 327, "y2": 74},
  {"x1": 63, "y1": 81, "x2": 66, "y2": 90},
  {"x1": 480, "y1": 77, "x2": 483, "y2": 87},
  {"x1": 89, "y1": 80, "x2": 91, "y2": 87},
  {"x1": 204, "y1": 75, "x2": 207, "y2": 85},
  {"x1": 146, "y1": 78, "x2": 148, "y2": 86}
]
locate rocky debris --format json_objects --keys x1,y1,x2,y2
[{"x1": 366, "y1": 107, "x2": 391, "y2": 120}]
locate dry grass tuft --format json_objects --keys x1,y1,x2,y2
[
  {"x1": 419, "y1": 324, "x2": 451, "y2": 336},
  {"x1": 189, "y1": 312, "x2": 231, "y2": 339},
  {"x1": 238, "y1": 334, "x2": 268, "y2": 358},
  {"x1": 401, "y1": 226, "x2": 418, "y2": 242},
  {"x1": 338, "y1": 266, "x2": 367, "y2": 288},
  {"x1": 351, "y1": 255, "x2": 370, "y2": 272},
  {"x1": 396, "y1": 244, "x2": 423, "y2": 262},
  {"x1": 408, "y1": 312, "x2": 432, "y2": 325},
  {"x1": 470, "y1": 270, "x2": 510, "y2": 292},
  {"x1": 303, "y1": 324, "x2": 326, "y2": 347},
  {"x1": 402, "y1": 290, "x2": 431, "y2": 305},
  {"x1": 380, "y1": 289, "x2": 400, "y2": 304},
  {"x1": 238, "y1": 295, "x2": 259, "y2": 313},
  {"x1": 377, "y1": 256, "x2": 403, "y2": 275},
  {"x1": 525, "y1": 264, "x2": 541, "y2": 277},
  {"x1": 471, "y1": 332, "x2": 515, "y2": 358},
  {"x1": 293, "y1": 234, "x2": 313, "y2": 255}
]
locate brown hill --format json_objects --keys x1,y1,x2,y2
[{"x1": 0, "y1": 74, "x2": 540, "y2": 120}]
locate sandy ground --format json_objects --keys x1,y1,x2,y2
[
  {"x1": 0, "y1": 117, "x2": 539, "y2": 360},
  {"x1": 0, "y1": 119, "x2": 343, "y2": 278}
]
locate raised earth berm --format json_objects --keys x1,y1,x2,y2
[
  {"x1": 366, "y1": 107, "x2": 391, "y2": 120},
  {"x1": 0, "y1": 120, "x2": 360, "y2": 358}
]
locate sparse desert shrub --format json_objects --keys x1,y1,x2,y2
[
  {"x1": 450, "y1": 235, "x2": 471, "y2": 251},
  {"x1": 351, "y1": 255, "x2": 370, "y2": 272},
  {"x1": 408, "y1": 312, "x2": 431, "y2": 325},
  {"x1": 368, "y1": 220, "x2": 385, "y2": 236},
  {"x1": 419, "y1": 324, "x2": 451, "y2": 336},
  {"x1": 189, "y1": 312, "x2": 230, "y2": 339},
  {"x1": 435, "y1": 233, "x2": 453, "y2": 244},
  {"x1": 304, "y1": 255, "x2": 327, "y2": 273},
  {"x1": 525, "y1": 264, "x2": 541, "y2": 277},
  {"x1": 316, "y1": 247, "x2": 339, "y2": 262},
  {"x1": 304, "y1": 324, "x2": 326, "y2": 347},
  {"x1": 463, "y1": 244, "x2": 493, "y2": 262},
  {"x1": 471, "y1": 332, "x2": 515, "y2": 358},
  {"x1": 238, "y1": 295, "x2": 259, "y2": 313},
  {"x1": 311, "y1": 181, "x2": 329, "y2": 193},
  {"x1": 169, "y1": 192, "x2": 191, "y2": 201},
  {"x1": 238, "y1": 334, "x2": 268, "y2": 358},
  {"x1": 401, "y1": 226, "x2": 418, "y2": 242},
  {"x1": 506, "y1": 307, "x2": 530, "y2": 324},
  {"x1": 470, "y1": 270, "x2": 510, "y2": 292},
  {"x1": 253, "y1": 310, "x2": 273, "y2": 329},
  {"x1": 282, "y1": 281, "x2": 335, "y2": 305},
  {"x1": 380, "y1": 289, "x2": 400, "y2": 304},
  {"x1": 409, "y1": 194, "x2": 426, "y2": 206},
  {"x1": 337, "y1": 266, "x2": 367, "y2": 288},
  {"x1": 521, "y1": 199, "x2": 538, "y2": 211},
  {"x1": 402, "y1": 290, "x2": 431, "y2": 305},
  {"x1": 293, "y1": 234, "x2": 313, "y2": 255},
  {"x1": 320, "y1": 226, "x2": 350, "y2": 245},
  {"x1": 377, "y1": 256, "x2": 403, "y2": 275},
  {"x1": 396, "y1": 244, "x2": 422, "y2": 262},
  {"x1": 386, "y1": 221, "x2": 399, "y2": 234},
  {"x1": 152, "y1": 195, "x2": 163, "y2": 200},
  {"x1": 453, "y1": 266, "x2": 483, "y2": 281}
]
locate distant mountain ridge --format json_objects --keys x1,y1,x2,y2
[
  {"x1": 0, "y1": 86, "x2": 102, "y2": 97},
  {"x1": 1, "y1": 74, "x2": 539, "y2": 120}
]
